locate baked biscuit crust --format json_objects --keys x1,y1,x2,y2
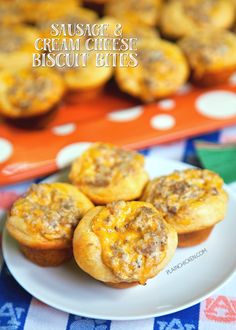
[
  {"x1": 178, "y1": 226, "x2": 214, "y2": 248},
  {"x1": 60, "y1": 49, "x2": 113, "y2": 94},
  {"x1": 0, "y1": 25, "x2": 39, "y2": 70},
  {"x1": 69, "y1": 143, "x2": 149, "y2": 204},
  {"x1": 141, "y1": 169, "x2": 228, "y2": 234},
  {"x1": 73, "y1": 201, "x2": 177, "y2": 286},
  {"x1": 0, "y1": 68, "x2": 65, "y2": 119},
  {"x1": 179, "y1": 30, "x2": 236, "y2": 86},
  {"x1": 7, "y1": 183, "x2": 94, "y2": 266}
]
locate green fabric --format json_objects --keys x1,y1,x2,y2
[{"x1": 195, "y1": 142, "x2": 236, "y2": 184}]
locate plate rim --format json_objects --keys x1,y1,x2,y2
[{"x1": 2, "y1": 156, "x2": 236, "y2": 320}]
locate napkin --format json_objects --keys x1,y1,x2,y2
[{"x1": 195, "y1": 142, "x2": 236, "y2": 184}]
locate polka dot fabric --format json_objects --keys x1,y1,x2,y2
[{"x1": 1, "y1": 83, "x2": 236, "y2": 185}]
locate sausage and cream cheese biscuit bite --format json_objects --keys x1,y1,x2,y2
[
  {"x1": 0, "y1": 68, "x2": 65, "y2": 128},
  {"x1": 179, "y1": 30, "x2": 236, "y2": 86},
  {"x1": 115, "y1": 39, "x2": 189, "y2": 102},
  {"x1": 141, "y1": 169, "x2": 228, "y2": 247},
  {"x1": 105, "y1": 0, "x2": 163, "y2": 27},
  {"x1": 73, "y1": 201, "x2": 177, "y2": 287},
  {"x1": 0, "y1": 25, "x2": 39, "y2": 70},
  {"x1": 69, "y1": 143, "x2": 149, "y2": 204},
  {"x1": 7, "y1": 183, "x2": 94, "y2": 266},
  {"x1": 160, "y1": 0, "x2": 235, "y2": 40}
]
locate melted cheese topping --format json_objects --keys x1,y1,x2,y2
[
  {"x1": 180, "y1": 0, "x2": 233, "y2": 25},
  {"x1": 0, "y1": 26, "x2": 37, "y2": 53},
  {"x1": 11, "y1": 183, "x2": 82, "y2": 242},
  {"x1": 92, "y1": 201, "x2": 167, "y2": 284},
  {"x1": 70, "y1": 143, "x2": 145, "y2": 188},
  {"x1": 182, "y1": 0, "x2": 221, "y2": 23},
  {"x1": 0, "y1": 68, "x2": 65, "y2": 116},
  {"x1": 142, "y1": 169, "x2": 224, "y2": 218},
  {"x1": 179, "y1": 30, "x2": 236, "y2": 70}
]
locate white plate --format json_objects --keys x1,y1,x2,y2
[{"x1": 3, "y1": 157, "x2": 236, "y2": 320}]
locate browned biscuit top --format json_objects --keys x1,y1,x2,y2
[
  {"x1": 141, "y1": 169, "x2": 224, "y2": 217},
  {"x1": 70, "y1": 143, "x2": 145, "y2": 188},
  {"x1": 7, "y1": 183, "x2": 93, "y2": 247},
  {"x1": 179, "y1": 30, "x2": 236, "y2": 69}
]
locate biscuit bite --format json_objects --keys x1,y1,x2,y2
[
  {"x1": 115, "y1": 39, "x2": 189, "y2": 102},
  {"x1": 140, "y1": 169, "x2": 228, "y2": 247},
  {"x1": 0, "y1": 68, "x2": 65, "y2": 128},
  {"x1": 0, "y1": 25, "x2": 39, "y2": 71},
  {"x1": 179, "y1": 30, "x2": 236, "y2": 86},
  {"x1": 6, "y1": 183, "x2": 94, "y2": 266},
  {"x1": 105, "y1": 0, "x2": 163, "y2": 27},
  {"x1": 69, "y1": 143, "x2": 149, "y2": 204},
  {"x1": 160, "y1": 0, "x2": 235, "y2": 40},
  {"x1": 73, "y1": 201, "x2": 177, "y2": 287},
  {"x1": 17, "y1": 0, "x2": 79, "y2": 24}
]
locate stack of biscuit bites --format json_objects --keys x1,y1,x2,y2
[
  {"x1": 1, "y1": 0, "x2": 236, "y2": 126},
  {"x1": 7, "y1": 143, "x2": 228, "y2": 288}
]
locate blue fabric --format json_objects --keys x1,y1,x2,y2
[{"x1": 0, "y1": 264, "x2": 32, "y2": 329}]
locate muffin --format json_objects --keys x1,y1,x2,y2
[
  {"x1": 179, "y1": 29, "x2": 236, "y2": 86},
  {"x1": 0, "y1": 68, "x2": 65, "y2": 128},
  {"x1": 69, "y1": 143, "x2": 149, "y2": 204},
  {"x1": 115, "y1": 39, "x2": 189, "y2": 102},
  {"x1": 0, "y1": 25, "x2": 39, "y2": 70},
  {"x1": 6, "y1": 183, "x2": 94, "y2": 266},
  {"x1": 73, "y1": 201, "x2": 177, "y2": 287},
  {"x1": 105, "y1": 0, "x2": 163, "y2": 27},
  {"x1": 160, "y1": 0, "x2": 235, "y2": 40},
  {"x1": 140, "y1": 169, "x2": 228, "y2": 247}
]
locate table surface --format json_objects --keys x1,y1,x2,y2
[{"x1": 1, "y1": 126, "x2": 236, "y2": 330}]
